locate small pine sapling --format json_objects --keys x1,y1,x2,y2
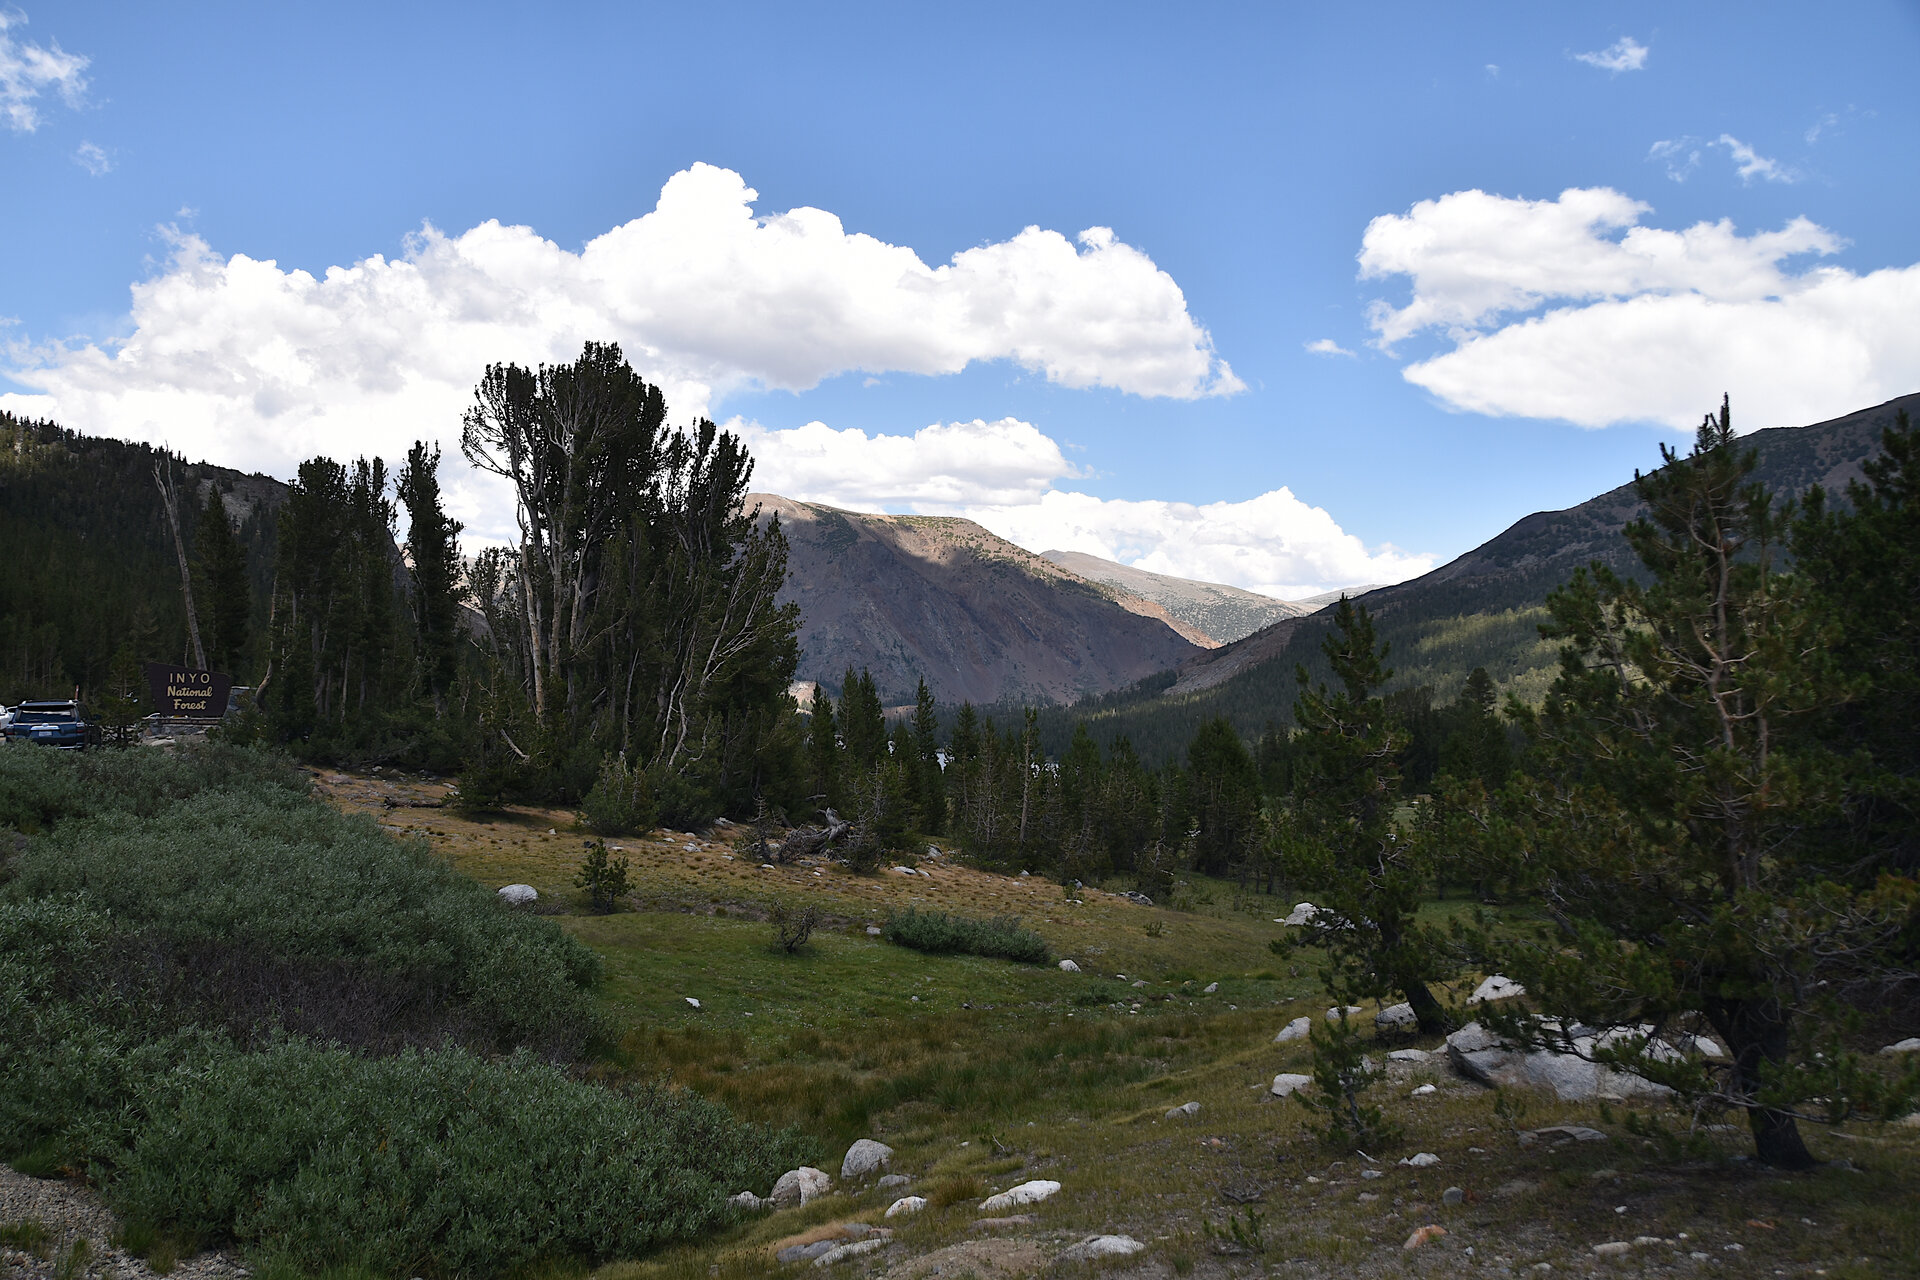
[
  {"x1": 1300, "y1": 1010, "x2": 1401, "y2": 1152},
  {"x1": 574, "y1": 839, "x2": 631, "y2": 913}
]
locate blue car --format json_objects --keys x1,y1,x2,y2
[{"x1": 3, "y1": 700, "x2": 97, "y2": 749}]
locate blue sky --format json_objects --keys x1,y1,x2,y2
[{"x1": 3, "y1": 2, "x2": 1917, "y2": 595}]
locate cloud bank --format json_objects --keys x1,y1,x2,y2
[
  {"x1": 0, "y1": 10, "x2": 86, "y2": 133},
  {"x1": 1, "y1": 163, "x2": 1241, "y2": 538},
  {"x1": 1359, "y1": 187, "x2": 1920, "y2": 429},
  {"x1": 740, "y1": 416, "x2": 1429, "y2": 598}
]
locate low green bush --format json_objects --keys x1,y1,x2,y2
[
  {"x1": 103, "y1": 1041, "x2": 809, "y2": 1276},
  {"x1": 580, "y1": 753, "x2": 656, "y2": 836},
  {"x1": 6, "y1": 771, "x2": 601, "y2": 1054},
  {"x1": 881, "y1": 908, "x2": 1049, "y2": 964},
  {"x1": 0, "y1": 746, "x2": 811, "y2": 1277}
]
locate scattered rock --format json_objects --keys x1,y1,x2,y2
[
  {"x1": 1327, "y1": 1005, "x2": 1364, "y2": 1022},
  {"x1": 1270, "y1": 1073, "x2": 1312, "y2": 1098},
  {"x1": 877, "y1": 1174, "x2": 913, "y2": 1191},
  {"x1": 1389, "y1": 1048, "x2": 1431, "y2": 1063},
  {"x1": 884, "y1": 1196, "x2": 926, "y2": 1218},
  {"x1": 1121, "y1": 890, "x2": 1153, "y2": 906},
  {"x1": 1520, "y1": 1126, "x2": 1608, "y2": 1146},
  {"x1": 1445, "y1": 1021, "x2": 1671, "y2": 1101},
  {"x1": 1403, "y1": 1225, "x2": 1446, "y2": 1250},
  {"x1": 978, "y1": 1180, "x2": 1060, "y2": 1213},
  {"x1": 1882, "y1": 1037, "x2": 1920, "y2": 1054},
  {"x1": 1469, "y1": 975, "x2": 1526, "y2": 1004},
  {"x1": 842, "y1": 1139, "x2": 894, "y2": 1180},
  {"x1": 891, "y1": 866, "x2": 917, "y2": 876},
  {"x1": 1165, "y1": 1101, "x2": 1201, "y2": 1119},
  {"x1": 1411, "y1": 1084, "x2": 1437, "y2": 1097},
  {"x1": 1204, "y1": 982, "x2": 1219, "y2": 994},
  {"x1": 1057, "y1": 1235, "x2": 1146, "y2": 1262},
  {"x1": 1681, "y1": 1033, "x2": 1728, "y2": 1058},
  {"x1": 685, "y1": 997, "x2": 701, "y2": 1009},
  {"x1": 1400, "y1": 1153, "x2": 1440, "y2": 1168},
  {"x1": 1058, "y1": 959, "x2": 1081, "y2": 972},
  {"x1": 1592, "y1": 1242, "x2": 1631, "y2": 1258},
  {"x1": 770, "y1": 1167, "x2": 832, "y2": 1208},
  {"x1": 1281, "y1": 901, "x2": 1320, "y2": 926},
  {"x1": 728, "y1": 1191, "x2": 765, "y2": 1211},
  {"x1": 971, "y1": 1215, "x2": 1037, "y2": 1231},
  {"x1": 496, "y1": 884, "x2": 538, "y2": 905},
  {"x1": 1442, "y1": 1186, "x2": 1464, "y2": 1206},
  {"x1": 1131, "y1": 979, "x2": 1148, "y2": 988},
  {"x1": 1375, "y1": 1002, "x2": 1417, "y2": 1031},
  {"x1": 1274, "y1": 1017, "x2": 1311, "y2": 1044},
  {"x1": 866, "y1": 925, "x2": 883, "y2": 935},
  {"x1": 813, "y1": 1238, "x2": 887, "y2": 1267},
  {"x1": 777, "y1": 1241, "x2": 839, "y2": 1264}
]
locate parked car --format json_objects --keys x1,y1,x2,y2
[{"x1": 3, "y1": 700, "x2": 97, "y2": 749}]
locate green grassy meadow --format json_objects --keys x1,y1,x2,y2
[{"x1": 321, "y1": 770, "x2": 1920, "y2": 1279}]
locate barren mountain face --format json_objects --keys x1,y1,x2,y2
[
  {"x1": 752, "y1": 495, "x2": 1200, "y2": 706},
  {"x1": 1040, "y1": 549, "x2": 1311, "y2": 645}
]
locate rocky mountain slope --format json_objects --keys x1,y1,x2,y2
[
  {"x1": 1039, "y1": 550, "x2": 1309, "y2": 646},
  {"x1": 1043, "y1": 393, "x2": 1920, "y2": 759},
  {"x1": 753, "y1": 495, "x2": 1201, "y2": 706}
]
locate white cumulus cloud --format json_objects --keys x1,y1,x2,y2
[
  {"x1": 737, "y1": 416, "x2": 1079, "y2": 510},
  {"x1": 72, "y1": 139, "x2": 109, "y2": 175},
  {"x1": 1304, "y1": 338, "x2": 1355, "y2": 357},
  {"x1": 0, "y1": 10, "x2": 86, "y2": 133},
  {"x1": 1358, "y1": 186, "x2": 1920, "y2": 429},
  {"x1": 0, "y1": 163, "x2": 1240, "y2": 541},
  {"x1": 1651, "y1": 135, "x2": 1796, "y2": 185},
  {"x1": 1716, "y1": 134, "x2": 1794, "y2": 184},
  {"x1": 965, "y1": 489, "x2": 1433, "y2": 600},
  {"x1": 736, "y1": 415, "x2": 1428, "y2": 598},
  {"x1": 1573, "y1": 36, "x2": 1648, "y2": 73}
]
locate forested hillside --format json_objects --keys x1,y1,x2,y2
[{"x1": 0, "y1": 413, "x2": 282, "y2": 700}]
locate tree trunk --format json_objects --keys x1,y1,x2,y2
[
  {"x1": 1711, "y1": 996, "x2": 1818, "y2": 1170},
  {"x1": 1747, "y1": 1104, "x2": 1815, "y2": 1171},
  {"x1": 1402, "y1": 976, "x2": 1451, "y2": 1036},
  {"x1": 153, "y1": 461, "x2": 207, "y2": 670}
]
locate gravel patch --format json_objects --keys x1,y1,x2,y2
[{"x1": 0, "y1": 1167, "x2": 248, "y2": 1280}]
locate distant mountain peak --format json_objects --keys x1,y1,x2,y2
[
  {"x1": 1039, "y1": 549, "x2": 1321, "y2": 645},
  {"x1": 751, "y1": 495, "x2": 1200, "y2": 706}
]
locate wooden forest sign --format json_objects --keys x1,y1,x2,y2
[{"x1": 144, "y1": 664, "x2": 233, "y2": 720}]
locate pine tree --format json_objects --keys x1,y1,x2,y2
[
  {"x1": 839, "y1": 666, "x2": 886, "y2": 770},
  {"x1": 912, "y1": 678, "x2": 946, "y2": 835},
  {"x1": 807, "y1": 684, "x2": 841, "y2": 817},
  {"x1": 1185, "y1": 717, "x2": 1261, "y2": 879},
  {"x1": 1489, "y1": 398, "x2": 1919, "y2": 1169},
  {"x1": 193, "y1": 484, "x2": 252, "y2": 675},
  {"x1": 396, "y1": 440, "x2": 464, "y2": 706},
  {"x1": 1281, "y1": 596, "x2": 1453, "y2": 1035}
]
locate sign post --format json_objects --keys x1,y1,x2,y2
[{"x1": 143, "y1": 664, "x2": 233, "y2": 727}]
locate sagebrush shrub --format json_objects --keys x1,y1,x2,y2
[
  {"x1": 881, "y1": 908, "x2": 1049, "y2": 964},
  {"x1": 102, "y1": 1042, "x2": 811, "y2": 1275}
]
